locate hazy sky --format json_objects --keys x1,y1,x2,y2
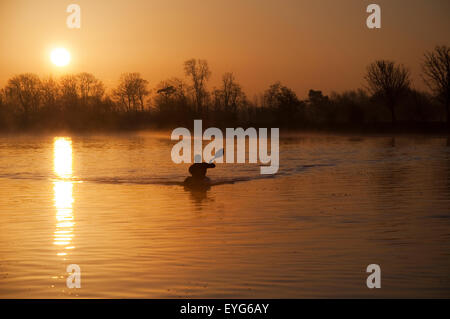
[{"x1": 0, "y1": 0, "x2": 449, "y2": 98}]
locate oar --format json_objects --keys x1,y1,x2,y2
[{"x1": 209, "y1": 148, "x2": 224, "y2": 164}]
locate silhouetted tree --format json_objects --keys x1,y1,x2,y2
[
  {"x1": 1, "y1": 51, "x2": 450, "y2": 132},
  {"x1": 422, "y1": 45, "x2": 450, "y2": 125},
  {"x1": 40, "y1": 76, "x2": 60, "y2": 110},
  {"x1": 0, "y1": 89, "x2": 4, "y2": 108},
  {"x1": 155, "y1": 78, "x2": 188, "y2": 106},
  {"x1": 77, "y1": 72, "x2": 105, "y2": 102},
  {"x1": 5, "y1": 73, "x2": 42, "y2": 116},
  {"x1": 114, "y1": 73, "x2": 149, "y2": 112},
  {"x1": 264, "y1": 82, "x2": 304, "y2": 126},
  {"x1": 184, "y1": 59, "x2": 211, "y2": 114},
  {"x1": 59, "y1": 74, "x2": 79, "y2": 108},
  {"x1": 308, "y1": 90, "x2": 329, "y2": 105},
  {"x1": 156, "y1": 85, "x2": 175, "y2": 97},
  {"x1": 365, "y1": 60, "x2": 411, "y2": 124},
  {"x1": 154, "y1": 77, "x2": 190, "y2": 124},
  {"x1": 213, "y1": 72, "x2": 246, "y2": 115},
  {"x1": 329, "y1": 90, "x2": 369, "y2": 124},
  {"x1": 306, "y1": 90, "x2": 332, "y2": 124},
  {"x1": 0, "y1": 88, "x2": 8, "y2": 129},
  {"x1": 404, "y1": 89, "x2": 435, "y2": 122},
  {"x1": 0, "y1": 88, "x2": 4, "y2": 114}
]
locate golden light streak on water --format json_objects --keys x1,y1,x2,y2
[
  {"x1": 54, "y1": 137, "x2": 73, "y2": 179},
  {"x1": 53, "y1": 137, "x2": 75, "y2": 255}
]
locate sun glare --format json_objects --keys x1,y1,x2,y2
[
  {"x1": 54, "y1": 137, "x2": 73, "y2": 178},
  {"x1": 51, "y1": 48, "x2": 71, "y2": 67}
]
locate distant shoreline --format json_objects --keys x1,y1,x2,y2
[{"x1": 1, "y1": 122, "x2": 449, "y2": 137}]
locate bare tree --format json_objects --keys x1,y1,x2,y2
[
  {"x1": 77, "y1": 73, "x2": 105, "y2": 102},
  {"x1": 154, "y1": 78, "x2": 191, "y2": 122},
  {"x1": 59, "y1": 75, "x2": 79, "y2": 102},
  {"x1": 155, "y1": 78, "x2": 188, "y2": 105},
  {"x1": 214, "y1": 72, "x2": 246, "y2": 113},
  {"x1": 422, "y1": 45, "x2": 450, "y2": 125},
  {"x1": 40, "y1": 76, "x2": 60, "y2": 109},
  {"x1": 365, "y1": 60, "x2": 411, "y2": 123},
  {"x1": 5, "y1": 73, "x2": 42, "y2": 114},
  {"x1": 184, "y1": 59, "x2": 211, "y2": 113},
  {"x1": 167, "y1": 78, "x2": 188, "y2": 102},
  {"x1": 114, "y1": 73, "x2": 149, "y2": 112},
  {"x1": 156, "y1": 84, "x2": 176, "y2": 97}
]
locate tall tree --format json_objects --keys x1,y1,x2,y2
[
  {"x1": 184, "y1": 59, "x2": 211, "y2": 113},
  {"x1": 264, "y1": 82, "x2": 304, "y2": 126},
  {"x1": 114, "y1": 73, "x2": 149, "y2": 112},
  {"x1": 155, "y1": 78, "x2": 189, "y2": 114},
  {"x1": 59, "y1": 75, "x2": 79, "y2": 102},
  {"x1": 365, "y1": 60, "x2": 411, "y2": 124},
  {"x1": 77, "y1": 73, "x2": 105, "y2": 102},
  {"x1": 5, "y1": 73, "x2": 42, "y2": 115},
  {"x1": 40, "y1": 76, "x2": 60, "y2": 110},
  {"x1": 156, "y1": 78, "x2": 188, "y2": 105},
  {"x1": 213, "y1": 73, "x2": 246, "y2": 113},
  {"x1": 222, "y1": 72, "x2": 245, "y2": 113},
  {"x1": 422, "y1": 45, "x2": 450, "y2": 125}
]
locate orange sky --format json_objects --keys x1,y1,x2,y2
[{"x1": 0, "y1": 0, "x2": 449, "y2": 98}]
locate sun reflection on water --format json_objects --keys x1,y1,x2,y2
[
  {"x1": 53, "y1": 137, "x2": 75, "y2": 255},
  {"x1": 54, "y1": 137, "x2": 73, "y2": 178}
]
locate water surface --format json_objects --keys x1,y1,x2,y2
[{"x1": 0, "y1": 133, "x2": 449, "y2": 298}]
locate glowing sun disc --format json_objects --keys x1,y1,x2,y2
[{"x1": 51, "y1": 48, "x2": 71, "y2": 67}]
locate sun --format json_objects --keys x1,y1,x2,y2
[{"x1": 51, "y1": 48, "x2": 71, "y2": 67}]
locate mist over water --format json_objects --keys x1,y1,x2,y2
[{"x1": 0, "y1": 132, "x2": 449, "y2": 298}]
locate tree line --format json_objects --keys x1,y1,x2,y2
[{"x1": 0, "y1": 46, "x2": 449, "y2": 132}]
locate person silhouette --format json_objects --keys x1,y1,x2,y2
[{"x1": 183, "y1": 154, "x2": 216, "y2": 189}]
